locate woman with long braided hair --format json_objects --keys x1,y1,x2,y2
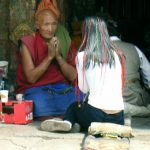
[{"x1": 41, "y1": 17, "x2": 125, "y2": 132}]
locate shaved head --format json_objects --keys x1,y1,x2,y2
[
  {"x1": 35, "y1": 9, "x2": 58, "y2": 22},
  {"x1": 35, "y1": 9, "x2": 58, "y2": 40}
]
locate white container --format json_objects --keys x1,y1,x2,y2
[
  {"x1": 0, "y1": 61, "x2": 9, "y2": 78},
  {"x1": 16, "y1": 93, "x2": 24, "y2": 103},
  {"x1": 0, "y1": 90, "x2": 9, "y2": 102}
]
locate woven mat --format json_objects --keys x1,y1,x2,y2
[
  {"x1": 83, "y1": 135, "x2": 130, "y2": 150},
  {"x1": 88, "y1": 122, "x2": 133, "y2": 138}
]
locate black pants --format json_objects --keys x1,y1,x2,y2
[{"x1": 64, "y1": 102, "x2": 124, "y2": 131}]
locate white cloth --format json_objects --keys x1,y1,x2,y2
[
  {"x1": 76, "y1": 51, "x2": 124, "y2": 111},
  {"x1": 111, "y1": 36, "x2": 150, "y2": 89}
]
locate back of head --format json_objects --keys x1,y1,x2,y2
[
  {"x1": 97, "y1": 12, "x2": 120, "y2": 37},
  {"x1": 79, "y1": 17, "x2": 116, "y2": 69}
]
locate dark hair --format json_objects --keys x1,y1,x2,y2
[{"x1": 96, "y1": 12, "x2": 120, "y2": 37}]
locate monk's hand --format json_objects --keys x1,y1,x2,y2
[
  {"x1": 47, "y1": 40, "x2": 56, "y2": 59},
  {"x1": 51, "y1": 37, "x2": 61, "y2": 59}
]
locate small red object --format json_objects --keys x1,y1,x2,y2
[{"x1": 0, "y1": 100, "x2": 33, "y2": 124}]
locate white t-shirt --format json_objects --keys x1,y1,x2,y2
[{"x1": 76, "y1": 51, "x2": 124, "y2": 111}]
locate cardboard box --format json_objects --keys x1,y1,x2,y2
[{"x1": 0, "y1": 100, "x2": 33, "y2": 124}]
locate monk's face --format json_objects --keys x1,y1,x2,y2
[{"x1": 36, "y1": 11, "x2": 58, "y2": 40}]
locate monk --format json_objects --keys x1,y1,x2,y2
[{"x1": 16, "y1": 0, "x2": 82, "y2": 119}]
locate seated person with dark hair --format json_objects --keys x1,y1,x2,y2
[{"x1": 100, "y1": 13, "x2": 150, "y2": 120}]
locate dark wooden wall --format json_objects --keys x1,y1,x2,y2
[
  {"x1": 0, "y1": 0, "x2": 150, "y2": 74},
  {"x1": 68, "y1": 0, "x2": 150, "y2": 47},
  {"x1": 102, "y1": 0, "x2": 150, "y2": 47}
]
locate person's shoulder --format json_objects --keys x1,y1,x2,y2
[
  {"x1": 117, "y1": 39, "x2": 135, "y2": 47},
  {"x1": 21, "y1": 33, "x2": 36, "y2": 43},
  {"x1": 77, "y1": 51, "x2": 84, "y2": 59},
  {"x1": 114, "y1": 40, "x2": 137, "y2": 53},
  {"x1": 21, "y1": 33, "x2": 35, "y2": 41},
  {"x1": 76, "y1": 52, "x2": 84, "y2": 66}
]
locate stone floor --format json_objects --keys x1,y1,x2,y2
[
  {"x1": 130, "y1": 117, "x2": 150, "y2": 150},
  {"x1": 0, "y1": 117, "x2": 150, "y2": 150}
]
